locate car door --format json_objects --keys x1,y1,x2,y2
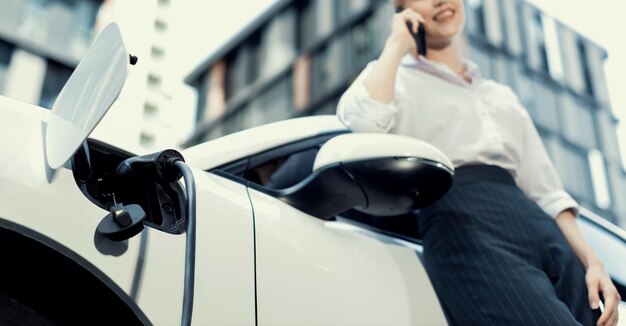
[
  {"x1": 73, "y1": 139, "x2": 260, "y2": 325},
  {"x1": 240, "y1": 135, "x2": 447, "y2": 325}
]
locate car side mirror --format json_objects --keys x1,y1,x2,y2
[{"x1": 269, "y1": 133, "x2": 454, "y2": 220}]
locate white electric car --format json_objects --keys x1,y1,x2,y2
[{"x1": 0, "y1": 24, "x2": 624, "y2": 325}]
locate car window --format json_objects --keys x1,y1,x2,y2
[
  {"x1": 210, "y1": 130, "x2": 424, "y2": 243},
  {"x1": 242, "y1": 133, "x2": 344, "y2": 188},
  {"x1": 252, "y1": 148, "x2": 319, "y2": 189}
]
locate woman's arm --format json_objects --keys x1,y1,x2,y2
[
  {"x1": 336, "y1": 8, "x2": 423, "y2": 133},
  {"x1": 556, "y1": 209, "x2": 621, "y2": 326},
  {"x1": 362, "y1": 8, "x2": 423, "y2": 104},
  {"x1": 512, "y1": 97, "x2": 620, "y2": 325}
]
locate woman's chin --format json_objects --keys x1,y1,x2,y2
[{"x1": 426, "y1": 35, "x2": 458, "y2": 50}]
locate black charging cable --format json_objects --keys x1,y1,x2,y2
[
  {"x1": 114, "y1": 150, "x2": 197, "y2": 325},
  {"x1": 174, "y1": 160, "x2": 196, "y2": 326}
]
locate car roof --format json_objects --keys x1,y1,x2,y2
[{"x1": 182, "y1": 115, "x2": 347, "y2": 170}]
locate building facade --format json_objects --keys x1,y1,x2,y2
[
  {"x1": 88, "y1": 0, "x2": 194, "y2": 151},
  {"x1": 185, "y1": 0, "x2": 625, "y2": 227},
  {"x1": 0, "y1": 0, "x2": 102, "y2": 107},
  {"x1": 0, "y1": 0, "x2": 193, "y2": 152}
]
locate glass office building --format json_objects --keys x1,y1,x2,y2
[
  {"x1": 185, "y1": 0, "x2": 625, "y2": 227},
  {"x1": 0, "y1": 0, "x2": 102, "y2": 108}
]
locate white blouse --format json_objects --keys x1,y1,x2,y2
[{"x1": 337, "y1": 54, "x2": 578, "y2": 219}]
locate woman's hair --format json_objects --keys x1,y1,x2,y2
[{"x1": 391, "y1": 0, "x2": 403, "y2": 9}]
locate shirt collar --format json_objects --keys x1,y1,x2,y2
[{"x1": 400, "y1": 54, "x2": 482, "y2": 87}]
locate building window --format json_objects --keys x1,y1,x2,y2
[
  {"x1": 140, "y1": 131, "x2": 156, "y2": 148},
  {"x1": 466, "y1": 0, "x2": 486, "y2": 36},
  {"x1": 468, "y1": 43, "x2": 492, "y2": 79},
  {"x1": 0, "y1": 39, "x2": 13, "y2": 66},
  {"x1": 247, "y1": 32, "x2": 262, "y2": 85},
  {"x1": 297, "y1": 0, "x2": 335, "y2": 51},
  {"x1": 542, "y1": 16, "x2": 564, "y2": 81},
  {"x1": 595, "y1": 110, "x2": 622, "y2": 164},
  {"x1": 540, "y1": 133, "x2": 562, "y2": 170},
  {"x1": 314, "y1": 0, "x2": 335, "y2": 41},
  {"x1": 311, "y1": 36, "x2": 347, "y2": 100},
  {"x1": 148, "y1": 73, "x2": 162, "y2": 89},
  {"x1": 17, "y1": 0, "x2": 49, "y2": 43},
  {"x1": 144, "y1": 101, "x2": 158, "y2": 120},
  {"x1": 0, "y1": 39, "x2": 13, "y2": 94},
  {"x1": 490, "y1": 53, "x2": 508, "y2": 85},
  {"x1": 351, "y1": 15, "x2": 378, "y2": 76},
  {"x1": 500, "y1": 0, "x2": 522, "y2": 55},
  {"x1": 559, "y1": 28, "x2": 586, "y2": 94},
  {"x1": 237, "y1": 99, "x2": 263, "y2": 131},
  {"x1": 155, "y1": 18, "x2": 168, "y2": 33},
  {"x1": 532, "y1": 13, "x2": 550, "y2": 74},
  {"x1": 217, "y1": 75, "x2": 294, "y2": 138},
  {"x1": 0, "y1": 1, "x2": 21, "y2": 35},
  {"x1": 607, "y1": 122, "x2": 626, "y2": 171},
  {"x1": 260, "y1": 8, "x2": 296, "y2": 78},
  {"x1": 509, "y1": 66, "x2": 537, "y2": 114},
  {"x1": 223, "y1": 33, "x2": 265, "y2": 95},
  {"x1": 313, "y1": 97, "x2": 340, "y2": 116},
  {"x1": 151, "y1": 46, "x2": 165, "y2": 61},
  {"x1": 577, "y1": 40, "x2": 595, "y2": 98},
  {"x1": 201, "y1": 123, "x2": 221, "y2": 142},
  {"x1": 530, "y1": 79, "x2": 560, "y2": 133},
  {"x1": 559, "y1": 93, "x2": 597, "y2": 149},
  {"x1": 482, "y1": 0, "x2": 503, "y2": 47},
  {"x1": 336, "y1": 0, "x2": 369, "y2": 26},
  {"x1": 225, "y1": 47, "x2": 250, "y2": 99},
  {"x1": 70, "y1": 0, "x2": 99, "y2": 55},
  {"x1": 559, "y1": 144, "x2": 594, "y2": 202},
  {"x1": 16, "y1": 0, "x2": 100, "y2": 58},
  {"x1": 262, "y1": 74, "x2": 293, "y2": 122},
  {"x1": 39, "y1": 60, "x2": 73, "y2": 109},
  {"x1": 297, "y1": 0, "x2": 315, "y2": 50},
  {"x1": 588, "y1": 149, "x2": 612, "y2": 210},
  {"x1": 606, "y1": 164, "x2": 626, "y2": 221}
]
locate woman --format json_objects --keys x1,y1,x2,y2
[{"x1": 336, "y1": 0, "x2": 620, "y2": 325}]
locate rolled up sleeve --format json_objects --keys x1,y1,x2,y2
[
  {"x1": 337, "y1": 62, "x2": 400, "y2": 133},
  {"x1": 516, "y1": 111, "x2": 579, "y2": 218}
]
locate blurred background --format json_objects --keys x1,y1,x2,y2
[{"x1": 0, "y1": 0, "x2": 624, "y2": 229}]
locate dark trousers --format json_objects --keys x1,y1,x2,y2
[{"x1": 418, "y1": 165, "x2": 600, "y2": 325}]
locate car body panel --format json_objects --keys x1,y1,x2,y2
[
  {"x1": 183, "y1": 116, "x2": 347, "y2": 171},
  {"x1": 0, "y1": 95, "x2": 256, "y2": 324},
  {"x1": 249, "y1": 188, "x2": 447, "y2": 325},
  {"x1": 135, "y1": 171, "x2": 256, "y2": 325}
]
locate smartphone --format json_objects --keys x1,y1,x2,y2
[
  {"x1": 412, "y1": 23, "x2": 427, "y2": 56},
  {"x1": 396, "y1": 7, "x2": 427, "y2": 56}
]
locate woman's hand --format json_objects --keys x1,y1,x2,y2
[
  {"x1": 388, "y1": 8, "x2": 425, "y2": 57},
  {"x1": 361, "y1": 8, "x2": 425, "y2": 104},
  {"x1": 586, "y1": 263, "x2": 620, "y2": 326},
  {"x1": 555, "y1": 210, "x2": 620, "y2": 325}
]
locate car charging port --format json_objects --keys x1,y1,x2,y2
[
  {"x1": 71, "y1": 139, "x2": 187, "y2": 235},
  {"x1": 71, "y1": 142, "x2": 198, "y2": 325}
]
